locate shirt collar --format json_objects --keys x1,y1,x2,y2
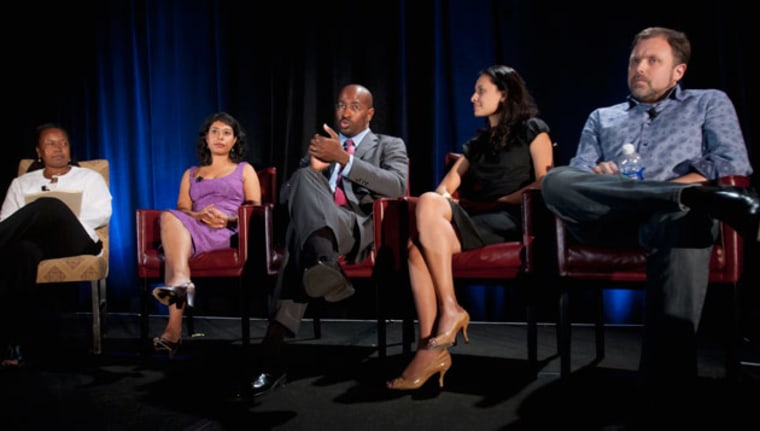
[
  {"x1": 340, "y1": 128, "x2": 370, "y2": 148},
  {"x1": 626, "y1": 84, "x2": 683, "y2": 111}
]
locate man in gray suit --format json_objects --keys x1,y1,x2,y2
[{"x1": 246, "y1": 84, "x2": 409, "y2": 397}]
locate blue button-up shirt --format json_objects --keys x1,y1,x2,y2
[{"x1": 570, "y1": 85, "x2": 752, "y2": 181}]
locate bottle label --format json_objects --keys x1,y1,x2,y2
[{"x1": 621, "y1": 169, "x2": 644, "y2": 180}]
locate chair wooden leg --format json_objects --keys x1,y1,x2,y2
[
  {"x1": 140, "y1": 278, "x2": 150, "y2": 351},
  {"x1": 593, "y1": 289, "x2": 605, "y2": 362},
  {"x1": 402, "y1": 317, "x2": 414, "y2": 354},
  {"x1": 139, "y1": 278, "x2": 150, "y2": 355},
  {"x1": 90, "y1": 279, "x2": 104, "y2": 355},
  {"x1": 375, "y1": 281, "x2": 386, "y2": 360},
  {"x1": 240, "y1": 277, "x2": 250, "y2": 346},
  {"x1": 725, "y1": 282, "x2": 740, "y2": 381},
  {"x1": 376, "y1": 317, "x2": 387, "y2": 360},
  {"x1": 313, "y1": 316, "x2": 322, "y2": 339},
  {"x1": 526, "y1": 304, "x2": 537, "y2": 368},
  {"x1": 559, "y1": 289, "x2": 571, "y2": 377},
  {"x1": 186, "y1": 307, "x2": 195, "y2": 336}
]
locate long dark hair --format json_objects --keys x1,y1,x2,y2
[
  {"x1": 196, "y1": 112, "x2": 248, "y2": 165},
  {"x1": 471, "y1": 65, "x2": 539, "y2": 154},
  {"x1": 26, "y1": 123, "x2": 80, "y2": 172}
]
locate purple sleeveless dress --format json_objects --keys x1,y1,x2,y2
[{"x1": 167, "y1": 162, "x2": 248, "y2": 256}]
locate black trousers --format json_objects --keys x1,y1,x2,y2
[{"x1": 0, "y1": 198, "x2": 101, "y2": 346}]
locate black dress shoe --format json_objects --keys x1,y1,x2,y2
[
  {"x1": 302, "y1": 260, "x2": 355, "y2": 302},
  {"x1": 249, "y1": 370, "x2": 287, "y2": 397},
  {"x1": 682, "y1": 186, "x2": 760, "y2": 241}
]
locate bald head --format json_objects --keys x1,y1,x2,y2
[
  {"x1": 344, "y1": 84, "x2": 373, "y2": 108},
  {"x1": 335, "y1": 84, "x2": 375, "y2": 137}
]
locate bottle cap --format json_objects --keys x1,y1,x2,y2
[{"x1": 622, "y1": 143, "x2": 635, "y2": 155}]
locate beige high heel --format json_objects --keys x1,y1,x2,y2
[
  {"x1": 386, "y1": 349, "x2": 452, "y2": 390},
  {"x1": 427, "y1": 310, "x2": 470, "y2": 349}
]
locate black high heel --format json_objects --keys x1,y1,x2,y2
[
  {"x1": 152, "y1": 281, "x2": 196, "y2": 308},
  {"x1": 152, "y1": 336, "x2": 181, "y2": 359},
  {"x1": 1, "y1": 344, "x2": 24, "y2": 369}
]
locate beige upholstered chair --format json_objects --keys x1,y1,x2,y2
[{"x1": 17, "y1": 159, "x2": 110, "y2": 354}]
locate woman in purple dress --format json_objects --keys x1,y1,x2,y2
[{"x1": 151, "y1": 112, "x2": 261, "y2": 356}]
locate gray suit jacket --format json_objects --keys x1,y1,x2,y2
[{"x1": 284, "y1": 131, "x2": 408, "y2": 263}]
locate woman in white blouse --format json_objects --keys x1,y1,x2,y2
[{"x1": 0, "y1": 124, "x2": 112, "y2": 368}]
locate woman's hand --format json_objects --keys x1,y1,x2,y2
[{"x1": 198, "y1": 204, "x2": 229, "y2": 229}]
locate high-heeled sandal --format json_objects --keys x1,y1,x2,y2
[
  {"x1": 1, "y1": 344, "x2": 24, "y2": 369},
  {"x1": 427, "y1": 310, "x2": 470, "y2": 349},
  {"x1": 152, "y1": 281, "x2": 196, "y2": 308},
  {"x1": 152, "y1": 336, "x2": 181, "y2": 359},
  {"x1": 386, "y1": 349, "x2": 452, "y2": 390}
]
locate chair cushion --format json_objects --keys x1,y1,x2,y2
[
  {"x1": 138, "y1": 248, "x2": 244, "y2": 277},
  {"x1": 451, "y1": 241, "x2": 525, "y2": 279},
  {"x1": 564, "y1": 243, "x2": 727, "y2": 281},
  {"x1": 189, "y1": 249, "x2": 245, "y2": 275},
  {"x1": 36, "y1": 255, "x2": 108, "y2": 283}
]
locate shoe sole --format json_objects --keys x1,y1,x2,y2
[
  {"x1": 325, "y1": 284, "x2": 355, "y2": 303},
  {"x1": 152, "y1": 287, "x2": 175, "y2": 306},
  {"x1": 303, "y1": 264, "x2": 353, "y2": 301}
]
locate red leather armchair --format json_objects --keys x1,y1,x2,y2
[
  {"x1": 555, "y1": 175, "x2": 749, "y2": 378},
  {"x1": 137, "y1": 167, "x2": 277, "y2": 347},
  {"x1": 377, "y1": 153, "x2": 553, "y2": 367}
]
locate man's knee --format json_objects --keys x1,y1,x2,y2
[{"x1": 541, "y1": 166, "x2": 574, "y2": 201}]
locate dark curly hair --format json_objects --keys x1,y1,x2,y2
[
  {"x1": 196, "y1": 112, "x2": 248, "y2": 165},
  {"x1": 471, "y1": 65, "x2": 539, "y2": 155}
]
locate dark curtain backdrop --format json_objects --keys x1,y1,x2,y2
[{"x1": 6, "y1": 1, "x2": 756, "y2": 324}]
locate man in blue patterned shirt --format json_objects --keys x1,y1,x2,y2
[{"x1": 542, "y1": 27, "x2": 759, "y2": 397}]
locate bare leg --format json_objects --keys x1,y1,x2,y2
[
  {"x1": 157, "y1": 211, "x2": 194, "y2": 342},
  {"x1": 407, "y1": 240, "x2": 438, "y2": 342},
  {"x1": 414, "y1": 193, "x2": 465, "y2": 336},
  {"x1": 397, "y1": 240, "x2": 446, "y2": 379},
  {"x1": 391, "y1": 193, "x2": 465, "y2": 383},
  {"x1": 161, "y1": 211, "x2": 193, "y2": 286}
]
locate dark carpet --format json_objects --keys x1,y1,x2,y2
[{"x1": 2, "y1": 314, "x2": 758, "y2": 430}]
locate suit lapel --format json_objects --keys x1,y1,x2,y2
[{"x1": 354, "y1": 132, "x2": 378, "y2": 160}]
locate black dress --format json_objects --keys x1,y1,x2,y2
[{"x1": 450, "y1": 117, "x2": 550, "y2": 250}]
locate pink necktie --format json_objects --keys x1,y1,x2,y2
[{"x1": 333, "y1": 139, "x2": 355, "y2": 206}]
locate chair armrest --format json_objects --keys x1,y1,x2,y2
[
  {"x1": 522, "y1": 188, "x2": 551, "y2": 273},
  {"x1": 247, "y1": 202, "x2": 281, "y2": 276},
  {"x1": 373, "y1": 197, "x2": 411, "y2": 273},
  {"x1": 236, "y1": 203, "x2": 256, "y2": 265},
  {"x1": 716, "y1": 175, "x2": 750, "y2": 188},
  {"x1": 136, "y1": 209, "x2": 163, "y2": 266},
  {"x1": 715, "y1": 175, "x2": 750, "y2": 281}
]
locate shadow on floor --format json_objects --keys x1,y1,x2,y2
[{"x1": 3, "y1": 319, "x2": 759, "y2": 430}]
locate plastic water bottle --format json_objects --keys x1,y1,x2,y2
[{"x1": 618, "y1": 143, "x2": 644, "y2": 180}]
